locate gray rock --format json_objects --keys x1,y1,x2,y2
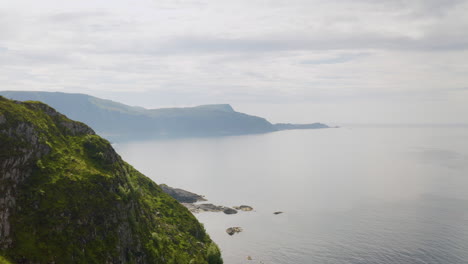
[
  {"x1": 233, "y1": 205, "x2": 253, "y2": 211},
  {"x1": 223, "y1": 207, "x2": 238, "y2": 214},
  {"x1": 226, "y1": 227, "x2": 242, "y2": 236}
]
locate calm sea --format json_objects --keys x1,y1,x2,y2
[{"x1": 114, "y1": 127, "x2": 468, "y2": 264}]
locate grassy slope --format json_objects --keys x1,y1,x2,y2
[{"x1": 0, "y1": 97, "x2": 222, "y2": 264}]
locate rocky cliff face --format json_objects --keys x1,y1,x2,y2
[{"x1": 0, "y1": 97, "x2": 222, "y2": 264}]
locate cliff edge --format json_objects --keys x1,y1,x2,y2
[{"x1": 0, "y1": 96, "x2": 222, "y2": 264}]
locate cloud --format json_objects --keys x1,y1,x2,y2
[
  {"x1": 0, "y1": 0, "x2": 467, "y2": 123},
  {"x1": 44, "y1": 11, "x2": 109, "y2": 23},
  {"x1": 301, "y1": 53, "x2": 370, "y2": 65},
  {"x1": 0, "y1": 48, "x2": 74, "y2": 65},
  {"x1": 153, "y1": 32, "x2": 468, "y2": 55}
]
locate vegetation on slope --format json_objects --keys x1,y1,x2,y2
[
  {"x1": 0, "y1": 96, "x2": 222, "y2": 263},
  {"x1": 0, "y1": 256, "x2": 12, "y2": 264}
]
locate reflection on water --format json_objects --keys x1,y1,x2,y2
[
  {"x1": 411, "y1": 147, "x2": 467, "y2": 169},
  {"x1": 115, "y1": 127, "x2": 468, "y2": 264}
]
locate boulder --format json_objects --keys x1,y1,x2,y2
[
  {"x1": 233, "y1": 205, "x2": 253, "y2": 211},
  {"x1": 223, "y1": 207, "x2": 238, "y2": 214},
  {"x1": 226, "y1": 227, "x2": 243, "y2": 236}
]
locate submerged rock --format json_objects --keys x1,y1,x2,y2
[
  {"x1": 233, "y1": 205, "x2": 254, "y2": 211},
  {"x1": 226, "y1": 227, "x2": 243, "y2": 236}
]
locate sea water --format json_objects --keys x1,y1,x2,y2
[{"x1": 115, "y1": 127, "x2": 468, "y2": 264}]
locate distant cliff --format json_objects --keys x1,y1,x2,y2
[
  {"x1": 0, "y1": 91, "x2": 331, "y2": 141},
  {"x1": 0, "y1": 91, "x2": 276, "y2": 141},
  {"x1": 0, "y1": 96, "x2": 222, "y2": 263}
]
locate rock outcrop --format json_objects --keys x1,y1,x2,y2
[
  {"x1": 182, "y1": 203, "x2": 238, "y2": 215},
  {"x1": 233, "y1": 205, "x2": 254, "y2": 211},
  {"x1": 222, "y1": 208, "x2": 238, "y2": 215},
  {"x1": 160, "y1": 184, "x2": 207, "y2": 203},
  {"x1": 226, "y1": 227, "x2": 243, "y2": 236}
]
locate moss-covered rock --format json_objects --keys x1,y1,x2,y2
[
  {"x1": 0, "y1": 96, "x2": 222, "y2": 264},
  {"x1": 0, "y1": 255, "x2": 12, "y2": 264}
]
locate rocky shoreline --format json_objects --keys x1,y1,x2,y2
[
  {"x1": 160, "y1": 184, "x2": 256, "y2": 215},
  {"x1": 159, "y1": 183, "x2": 284, "y2": 262}
]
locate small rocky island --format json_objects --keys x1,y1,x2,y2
[{"x1": 226, "y1": 227, "x2": 243, "y2": 236}]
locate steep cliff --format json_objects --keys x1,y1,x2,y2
[{"x1": 0, "y1": 96, "x2": 222, "y2": 264}]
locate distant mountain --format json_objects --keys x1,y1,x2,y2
[
  {"x1": 274, "y1": 123, "x2": 329, "y2": 130},
  {"x1": 0, "y1": 91, "x2": 329, "y2": 141}
]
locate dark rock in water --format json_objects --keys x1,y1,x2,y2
[
  {"x1": 160, "y1": 184, "x2": 207, "y2": 203},
  {"x1": 233, "y1": 205, "x2": 254, "y2": 211},
  {"x1": 226, "y1": 227, "x2": 243, "y2": 236},
  {"x1": 223, "y1": 208, "x2": 238, "y2": 214},
  {"x1": 273, "y1": 211, "x2": 283, "y2": 215},
  {"x1": 198, "y1": 203, "x2": 224, "y2": 211},
  {"x1": 183, "y1": 203, "x2": 239, "y2": 215},
  {"x1": 182, "y1": 203, "x2": 224, "y2": 213}
]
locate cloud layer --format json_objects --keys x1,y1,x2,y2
[{"x1": 1, "y1": 0, "x2": 467, "y2": 123}]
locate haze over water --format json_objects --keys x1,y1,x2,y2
[{"x1": 115, "y1": 127, "x2": 468, "y2": 264}]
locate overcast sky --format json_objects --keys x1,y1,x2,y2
[{"x1": 1, "y1": 0, "x2": 467, "y2": 124}]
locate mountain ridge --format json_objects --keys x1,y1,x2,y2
[{"x1": 0, "y1": 91, "x2": 329, "y2": 141}]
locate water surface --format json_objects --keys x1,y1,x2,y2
[{"x1": 115, "y1": 127, "x2": 468, "y2": 264}]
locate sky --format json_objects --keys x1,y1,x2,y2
[{"x1": 1, "y1": 0, "x2": 468, "y2": 124}]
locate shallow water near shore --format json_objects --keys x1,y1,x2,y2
[{"x1": 115, "y1": 127, "x2": 468, "y2": 264}]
